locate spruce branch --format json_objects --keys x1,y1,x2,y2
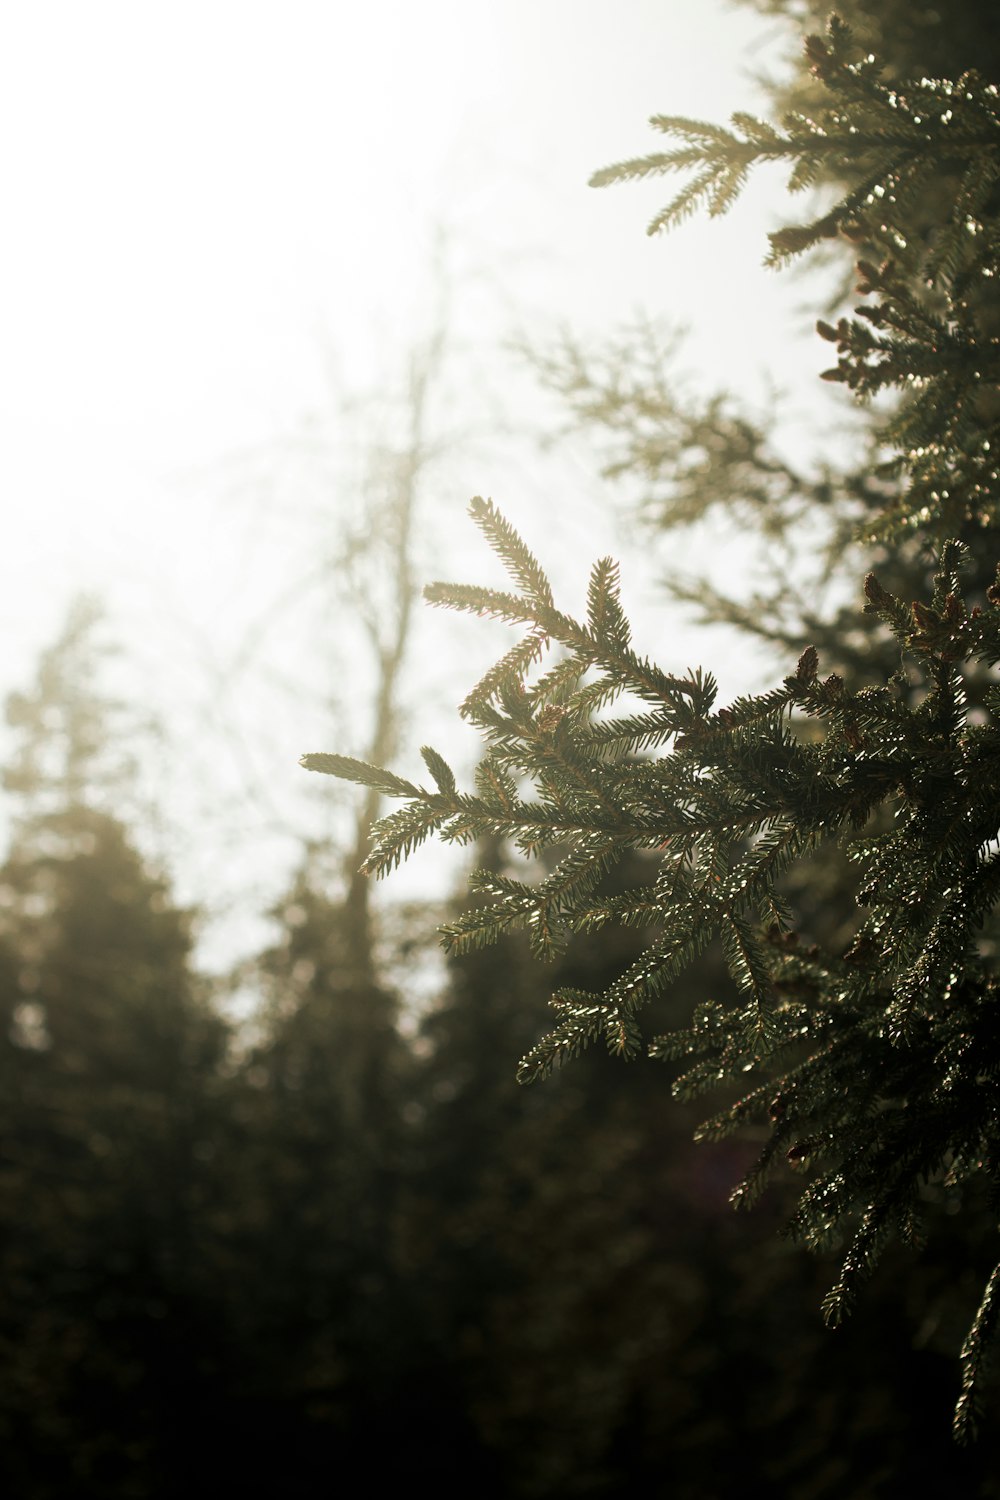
[
  {"x1": 302, "y1": 17, "x2": 1000, "y2": 1438},
  {"x1": 956, "y1": 1259, "x2": 1000, "y2": 1443},
  {"x1": 593, "y1": 18, "x2": 1000, "y2": 269}
]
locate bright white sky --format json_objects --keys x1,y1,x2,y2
[{"x1": 0, "y1": 1, "x2": 838, "y2": 966}]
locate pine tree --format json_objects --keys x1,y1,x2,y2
[
  {"x1": 0, "y1": 601, "x2": 228, "y2": 1498},
  {"x1": 304, "y1": 14, "x2": 1000, "y2": 1439},
  {"x1": 229, "y1": 854, "x2": 415, "y2": 1474}
]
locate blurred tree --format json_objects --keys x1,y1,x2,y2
[
  {"x1": 198, "y1": 234, "x2": 481, "y2": 894},
  {"x1": 0, "y1": 599, "x2": 229, "y2": 1498},
  {"x1": 217, "y1": 859, "x2": 419, "y2": 1492},
  {"x1": 209, "y1": 286, "x2": 470, "y2": 1489}
]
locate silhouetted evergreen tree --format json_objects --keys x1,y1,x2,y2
[
  {"x1": 219, "y1": 850, "x2": 423, "y2": 1491},
  {"x1": 0, "y1": 601, "x2": 228, "y2": 1499}
]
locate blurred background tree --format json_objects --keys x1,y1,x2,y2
[{"x1": 0, "y1": 601, "x2": 230, "y2": 1497}]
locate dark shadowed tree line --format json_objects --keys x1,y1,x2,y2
[{"x1": 2, "y1": 610, "x2": 998, "y2": 1498}]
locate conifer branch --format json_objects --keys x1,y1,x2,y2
[{"x1": 302, "y1": 16, "x2": 1000, "y2": 1439}]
